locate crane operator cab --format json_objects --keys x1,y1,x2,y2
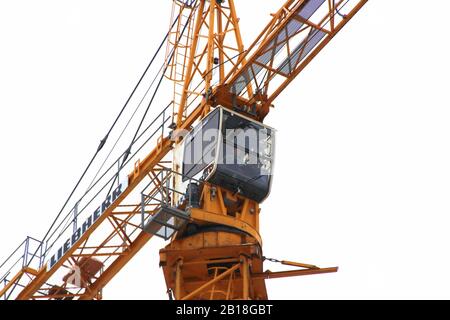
[{"x1": 181, "y1": 106, "x2": 275, "y2": 203}]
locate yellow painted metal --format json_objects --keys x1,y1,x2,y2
[
  {"x1": 173, "y1": 0, "x2": 248, "y2": 126},
  {"x1": 4, "y1": 0, "x2": 368, "y2": 300},
  {"x1": 175, "y1": 259, "x2": 183, "y2": 300},
  {"x1": 241, "y1": 255, "x2": 250, "y2": 300},
  {"x1": 181, "y1": 263, "x2": 240, "y2": 300},
  {"x1": 0, "y1": 267, "x2": 37, "y2": 298}
]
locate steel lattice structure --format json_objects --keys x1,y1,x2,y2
[{"x1": 0, "y1": 0, "x2": 368, "y2": 300}]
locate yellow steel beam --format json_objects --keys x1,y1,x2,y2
[
  {"x1": 16, "y1": 139, "x2": 173, "y2": 300},
  {"x1": 257, "y1": 267, "x2": 338, "y2": 280},
  {"x1": 181, "y1": 263, "x2": 240, "y2": 300},
  {"x1": 0, "y1": 267, "x2": 37, "y2": 298},
  {"x1": 78, "y1": 231, "x2": 152, "y2": 300},
  {"x1": 264, "y1": 0, "x2": 369, "y2": 108}
]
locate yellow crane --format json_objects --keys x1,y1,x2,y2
[{"x1": 0, "y1": 0, "x2": 367, "y2": 300}]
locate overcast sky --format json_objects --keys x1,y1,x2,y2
[{"x1": 1, "y1": 0, "x2": 450, "y2": 299}]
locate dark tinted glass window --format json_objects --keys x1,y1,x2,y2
[
  {"x1": 213, "y1": 110, "x2": 273, "y2": 202},
  {"x1": 182, "y1": 109, "x2": 220, "y2": 180}
]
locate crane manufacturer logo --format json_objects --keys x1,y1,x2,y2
[{"x1": 46, "y1": 178, "x2": 129, "y2": 270}]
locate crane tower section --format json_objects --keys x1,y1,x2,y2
[
  {"x1": 156, "y1": 0, "x2": 367, "y2": 300},
  {"x1": 165, "y1": 0, "x2": 249, "y2": 125}
]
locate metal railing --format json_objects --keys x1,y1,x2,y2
[
  {"x1": 40, "y1": 103, "x2": 173, "y2": 268},
  {"x1": 140, "y1": 168, "x2": 204, "y2": 240},
  {"x1": 0, "y1": 236, "x2": 43, "y2": 299},
  {"x1": 0, "y1": 102, "x2": 174, "y2": 299}
]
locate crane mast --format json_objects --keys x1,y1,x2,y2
[{"x1": 0, "y1": 0, "x2": 368, "y2": 300}]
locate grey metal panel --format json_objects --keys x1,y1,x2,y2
[
  {"x1": 298, "y1": 0, "x2": 325, "y2": 20},
  {"x1": 229, "y1": 0, "x2": 326, "y2": 95},
  {"x1": 277, "y1": 28, "x2": 327, "y2": 75},
  {"x1": 143, "y1": 206, "x2": 190, "y2": 240}
]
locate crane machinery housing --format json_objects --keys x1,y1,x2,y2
[{"x1": 0, "y1": 0, "x2": 368, "y2": 300}]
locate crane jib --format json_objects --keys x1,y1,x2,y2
[{"x1": 46, "y1": 178, "x2": 129, "y2": 270}]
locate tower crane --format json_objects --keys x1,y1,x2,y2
[{"x1": 0, "y1": 0, "x2": 367, "y2": 300}]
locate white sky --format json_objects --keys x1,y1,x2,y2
[{"x1": 1, "y1": 0, "x2": 450, "y2": 299}]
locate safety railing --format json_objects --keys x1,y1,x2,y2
[
  {"x1": 0, "y1": 236, "x2": 43, "y2": 300},
  {"x1": 0, "y1": 102, "x2": 175, "y2": 299},
  {"x1": 39, "y1": 102, "x2": 174, "y2": 269},
  {"x1": 140, "y1": 168, "x2": 203, "y2": 240}
]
